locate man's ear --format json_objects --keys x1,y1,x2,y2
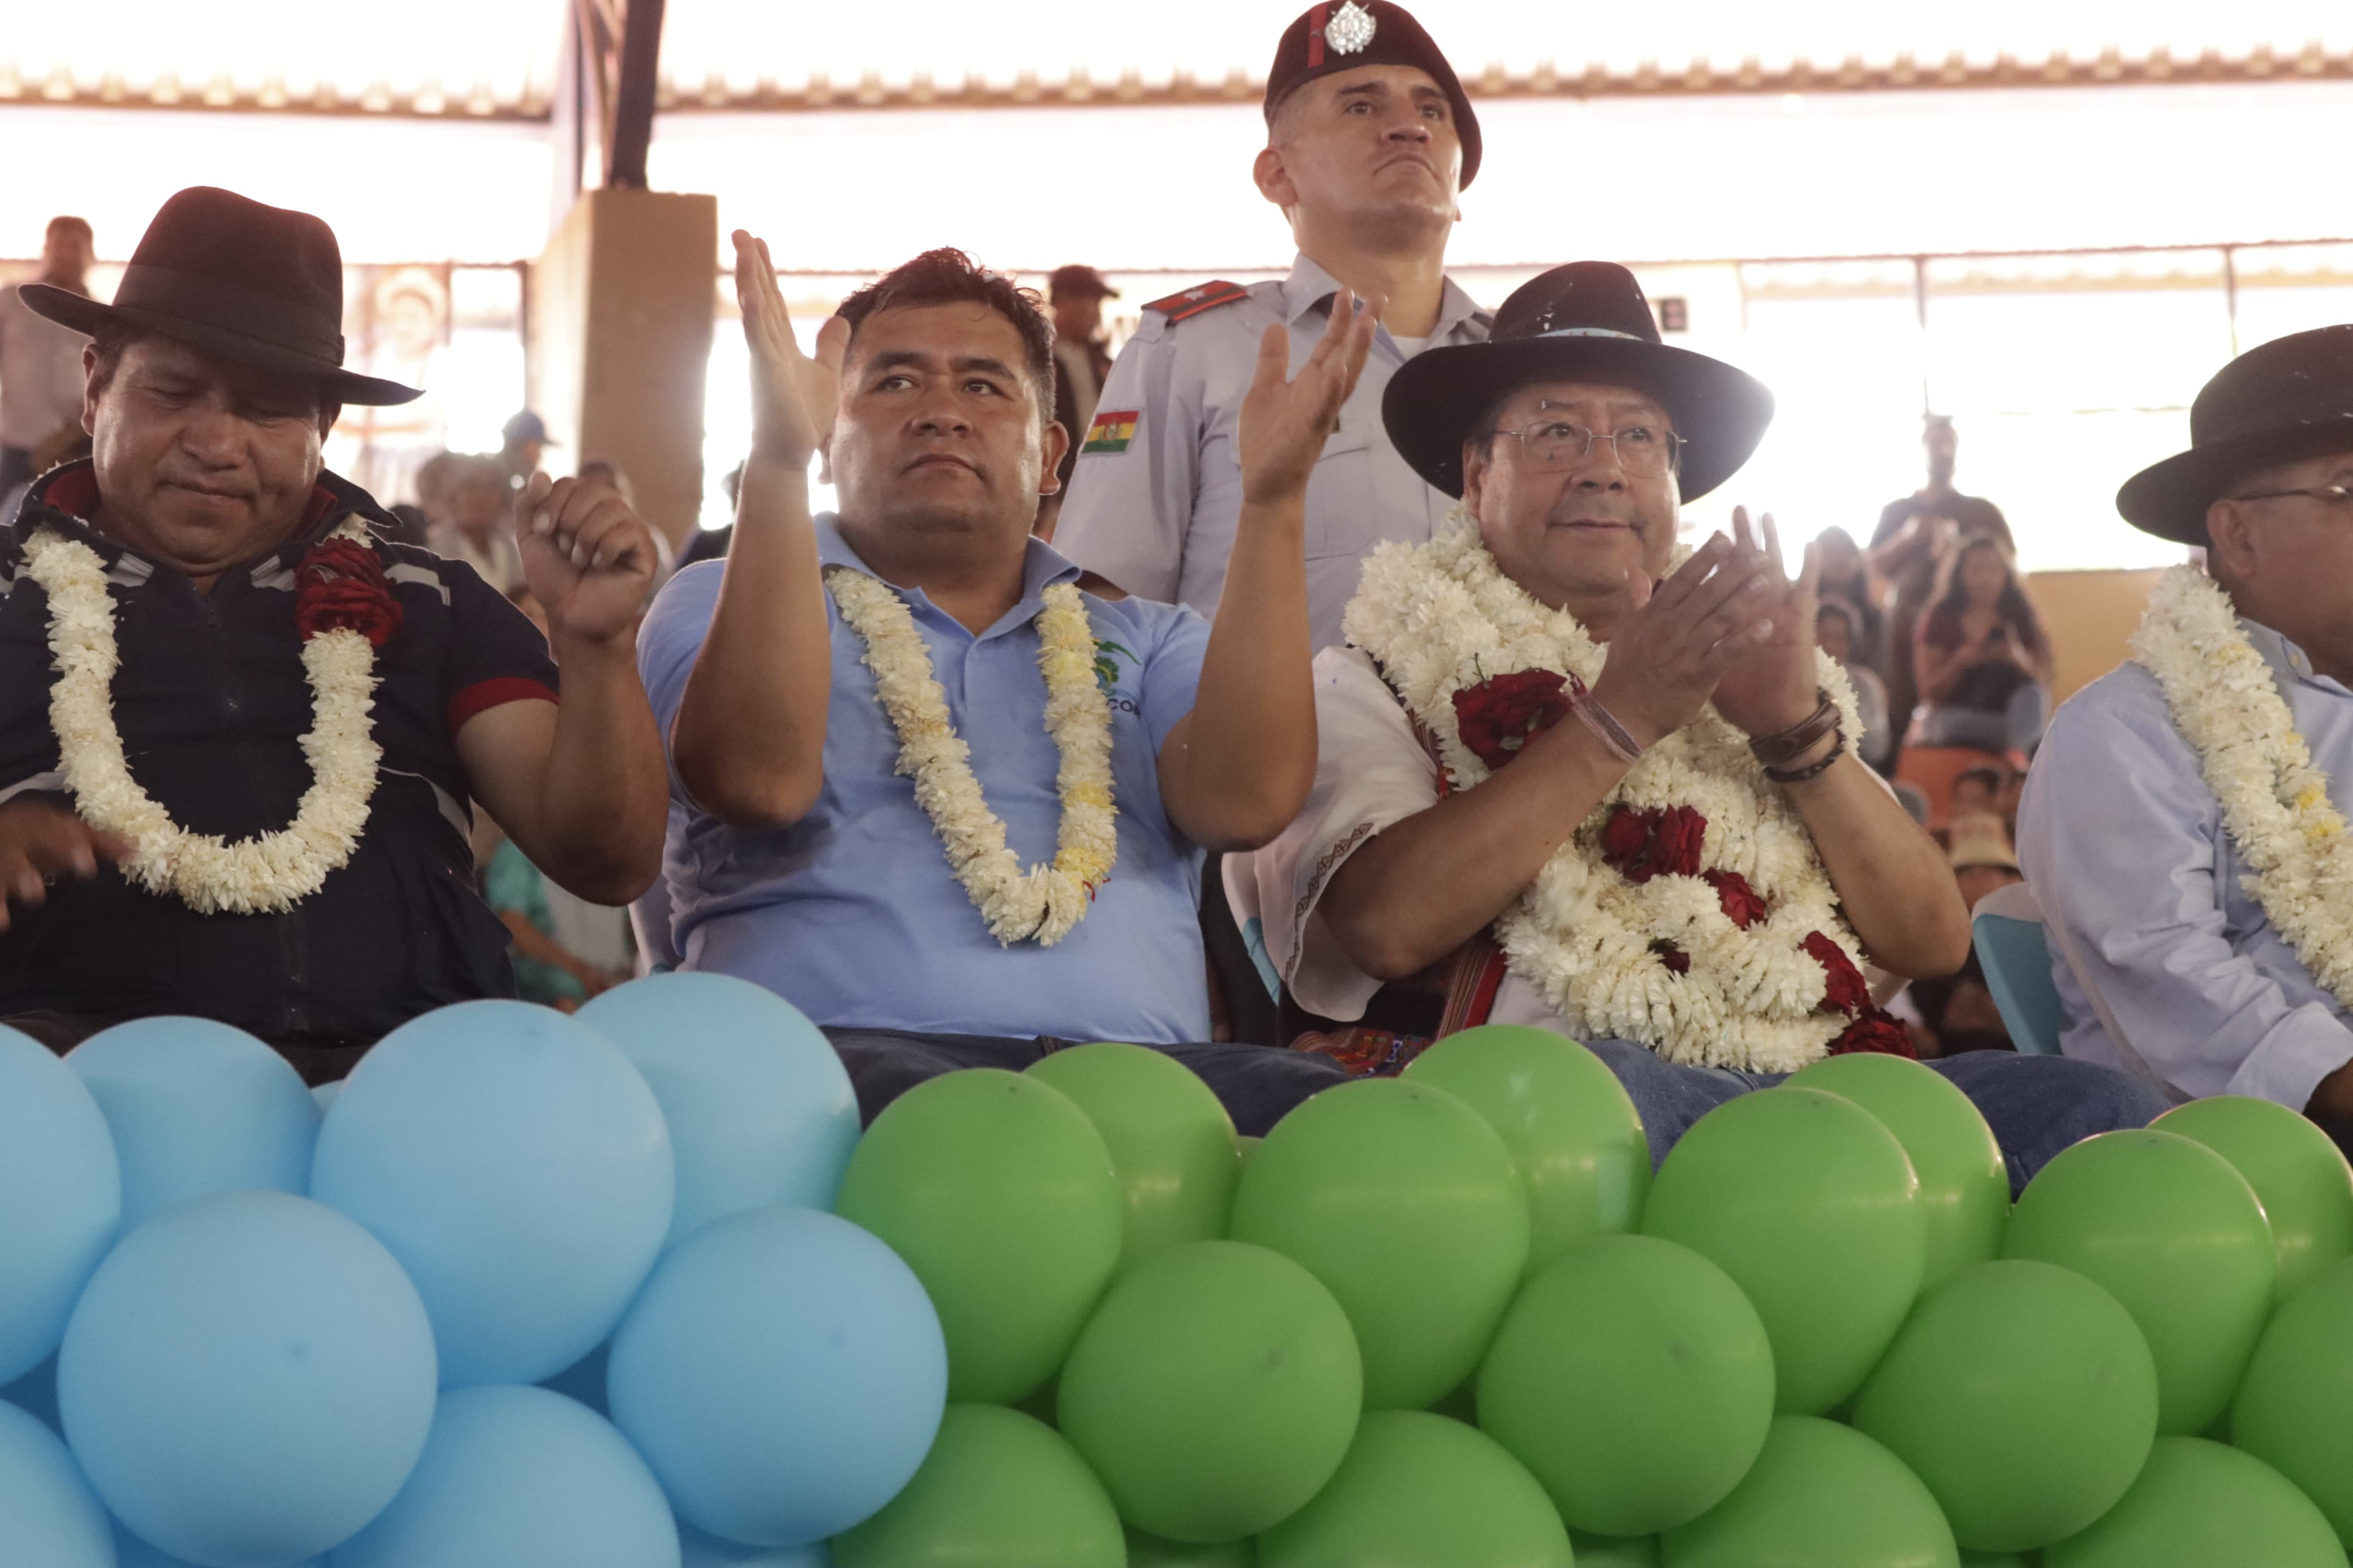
[
  {"x1": 1038, "y1": 419, "x2": 1072, "y2": 496},
  {"x1": 80, "y1": 342, "x2": 105, "y2": 435},
  {"x1": 2205, "y1": 496, "x2": 2259, "y2": 581},
  {"x1": 1459, "y1": 438, "x2": 1490, "y2": 515},
  {"x1": 317, "y1": 403, "x2": 342, "y2": 439},
  {"x1": 1253, "y1": 145, "x2": 1296, "y2": 209}
]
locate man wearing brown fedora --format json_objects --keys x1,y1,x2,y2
[
  {"x1": 1231, "y1": 261, "x2": 2169, "y2": 1183},
  {"x1": 2020, "y1": 325, "x2": 2353, "y2": 1150},
  {"x1": 0, "y1": 187, "x2": 669, "y2": 1080}
]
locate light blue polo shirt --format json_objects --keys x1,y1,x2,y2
[{"x1": 637, "y1": 517, "x2": 1214, "y2": 1043}]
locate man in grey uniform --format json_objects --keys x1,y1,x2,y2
[{"x1": 1055, "y1": 0, "x2": 1492, "y2": 653}]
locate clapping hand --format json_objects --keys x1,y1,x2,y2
[
  {"x1": 1707, "y1": 508, "x2": 1825, "y2": 740},
  {"x1": 1587, "y1": 531, "x2": 1781, "y2": 750},
  {"x1": 515, "y1": 473, "x2": 658, "y2": 644},
  {"x1": 734, "y1": 230, "x2": 846, "y2": 469},
  {"x1": 1237, "y1": 290, "x2": 1382, "y2": 508}
]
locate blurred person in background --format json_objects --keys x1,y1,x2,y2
[
  {"x1": 497, "y1": 409, "x2": 555, "y2": 489},
  {"x1": 678, "y1": 460, "x2": 742, "y2": 568},
  {"x1": 1911, "y1": 534, "x2": 2053, "y2": 754},
  {"x1": 1, "y1": 217, "x2": 97, "y2": 497},
  {"x1": 1871, "y1": 415, "x2": 2014, "y2": 750},
  {"x1": 1947, "y1": 812, "x2": 2024, "y2": 912},
  {"x1": 1047, "y1": 264, "x2": 1117, "y2": 439},
  {"x1": 0, "y1": 420, "x2": 92, "y2": 525},
  {"x1": 1812, "y1": 524, "x2": 1885, "y2": 676},
  {"x1": 1815, "y1": 597, "x2": 1892, "y2": 772},
  {"x1": 426, "y1": 452, "x2": 526, "y2": 593},
  {"x1": 1055, "y1": 0, "x2": 1493, "y2": 654}
]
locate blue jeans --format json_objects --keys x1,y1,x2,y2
[
  {"x1": 1585, "y1": 1039, "x2": 2172, "y2": 1198},
  {"x1": 823, "y1": 1029, "x2": 1354, "y2": 1138}
]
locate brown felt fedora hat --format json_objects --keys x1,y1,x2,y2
[
  {"x1": 2117, "y1": 325, "x2": 2353, "y2": 546},
  {"x1": 1384, "y1": 261, "x2": 1774, "y2": 500},
  {"x1": 20, "y1": 186, "x2": 421, "y2": 407}
]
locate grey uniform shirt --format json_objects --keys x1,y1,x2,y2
[{"x1": 1054, "y1": 253, "x2": 1490, "y2": 653}]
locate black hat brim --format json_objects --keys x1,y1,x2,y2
[
  {"x1": 2117, "y1": 416, "x2": 2353, "y2": 546},
  {"x1": 20, "y1": 282, "x2": 423, "y2": 407},
  {"x1": 1382, "y1": 335, "x2": 1775, "y2": 500}
]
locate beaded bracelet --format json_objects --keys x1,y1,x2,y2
[{"x1": 1762, "y1": 727, "x2": 1846, "y2": 785}]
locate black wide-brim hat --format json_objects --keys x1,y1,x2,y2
[
  {"x1": 21, "y1": 186, "x2": 421, "y2": 407},
  {"x1": 1265, "y1": 1, "x2": 1482, "y2": 189},
  {"x1": 1384, "y1": 261, "x2": 1774, "y2": 500},
  {"x1": 2117, "y1": 324, "x2": 2353, "y2": 546}
]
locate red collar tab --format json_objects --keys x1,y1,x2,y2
[{"x1": 1142, "y1": 280, "x2": 1249, "y2": 325}]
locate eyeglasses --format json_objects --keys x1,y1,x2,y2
[
  {"x1": 1492, "y1": 420, "x2": 1684, "y2": 476},
  {"x1": 2231, "y1": 484, "x2": 2353, "y2": 508}
]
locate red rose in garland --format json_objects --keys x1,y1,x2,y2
[
  {"x1": 1704, "y1": 869, "x2": 1769, "y2": 930},
  {"x1": 295, "y1": 535, "x2": 403, "y2": 649},
  {"x1": 1802, "y1": 931, "x2": 1872, "y2": 1017},
  {"x1": 1600, "y1": 805, "x2": 1709, "y2": 884},
  {"x1": 1829, "y1": 1010, "x2": 1918, "y2": 1059},
  {"x1": 1452, "y1": 669, "x2": 1580, "y2": 771}
]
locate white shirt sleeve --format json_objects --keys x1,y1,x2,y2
[{"x1": 1224, "y1": 646, "x2": 1440, "y2": 1021}]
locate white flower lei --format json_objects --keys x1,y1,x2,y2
[
  {"x1": 826, "y1": 567, "x2": 1117, "y2": 947},
  {"x1": 1343, "y1": 509, "x2": 1869, "y2": 1072},
  {"x1": 23, "y1": 516, "x2": 385, "y2": 915},
  {"x1": 2132, "y1": 565, "x2": 2353, "y2": 1008}
]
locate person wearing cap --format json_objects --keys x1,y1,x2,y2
[
  {"x1": 0, "y1": 188, "x2": 669, "y2": 1081},
  {"x1": 1230, "y1": 262, "x2": 2168, "y2": 1178},
  {"x1": 1046, "y1": 265, "x2": 1118, "y2": 439},
  {"x1": 498, "y1": 409, "x2": 558, "y2": 489},
  {"x1": 1053, "y1": 0, "x2": 1493, "y2": 654},
  {"x1": 2019, "y1": 326, "x2": 2353, "y2": 1148},
  {"x1": 1, "y1": 217, "x2": 97, "y2": 501}
]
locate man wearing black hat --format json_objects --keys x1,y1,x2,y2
[
  {"x1": 1231, "y1": 261, "x2": 2169, "y2": 1180},
  {"x1": 0, "y1": 188, "x2": 670, "y2": 1080},
  {"x1": 2019, "y1": 326, "x2": 2353, "y2": 1148},
  {"x1": 1053, "y1": 0, "x2": 1492, "y2": 654}
]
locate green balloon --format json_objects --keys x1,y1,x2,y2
[
  {"x1": 1128, "y1": 1527, "x2": 1255, "y2": 1566},
  {"x1": 1639, "y1": 1087, "x2": 1925, "y2": 1415},
  {"x1": 831, "y1": 1405, "x2": 1128, "y2": 1568},
  {"x1": 834, "y1": 1069, "x2": 1123, "y2": 1404},
  {"x1": 1229, "y1": 1079, "x2": 1529, "y2": 1410},
  {"x1": 1852, "y1": 1259, "x2": 2158, "y2": 1552},
  {"x1": 1403, "y1": 1025, "x2": 1652, "y2": 1273},
  {"x1": 1478, "y1": 1234, "x2": 1774, "y2": 1536},
  {"x1": 1259, "y1": 1411, "x2": 1574, "y2": 1568},
  {"x1": 1572, "y1": 1533, "x2": 1661, "y2": 1567},
  {"x1": 2001, "y1": 1130, "x2": 2274, "y2": 1435},
  {"x1": 1958, "y1": 1556, "x2": 2029, "y2": 1567},
  {"x1": 1662, "y1": 1416, "x2": 1959, "y2": 1568},
  {"x1": 2230, "y1": 1255, "x2": 2353, "y2": 1547},
  {"x1": 2154, "y1": 1095, "x2": 2353, "y2": 1299},
  {"x1": 1028, "y1": 1044, "x2": 1243, "y2": 1274},
  {"x1": 1787, "y1": 1052, "x2": 2008, "y2": 1289},
  {"x1": 2044, "y1": 1437, "x2": 2343, "y2": 1568},
  {"x1": 1057, "y1": 1241, "x2": 1363, "y2": 1543}
]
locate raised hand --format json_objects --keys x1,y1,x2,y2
[
  {"x1": 1237, "y1": 290, "x2": 1382, "y2": 507},
  {"x1": 0, "y1": 796, "x2": 132, "y2": 933},
  {"x1": 1708, "y1": 507, "x2": 1825, "y2": 740},
  {"x1": 734, "y1": 230, "x2": 848, "y2": 469},
  {"x1": 1587, "y1": 532, "x2": 1779, "y2": 750},
  {"x1": 515, "y1": 473, "x2": 658, "y2": 644}
]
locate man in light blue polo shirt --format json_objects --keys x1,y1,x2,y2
[{"x1": 637, "y1": 235, "x2": 1378, "y2": 1130}]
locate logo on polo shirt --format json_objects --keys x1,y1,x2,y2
[{"x1": 1094, "y1": 637, "x2": 1141, "y2": 716}]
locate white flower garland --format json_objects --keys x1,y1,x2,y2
[
  {"x1": 1343, "y1": 509, "x2": 1869, "y2": 1072},
  {"x1": 2132, "y1": 565, "x2": 2353, "y2": 1008},
  {"x1": 23, "y1": 516, "x2": 385, "y2": 915},
  {"x1": 826, "y1": 567, "x2": 1117, "y2": 947}
]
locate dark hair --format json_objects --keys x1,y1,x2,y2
[
  {"x1": 1923, "y1": 535, "x2": 2047, "y2": 659},
  {"x1": 1813, "y1": 598, "x2": 1856, "y2": 636},
  {"x1": 1954, "y1": 766, "x2": 2004, "y2": 794},
  {"x1": 837, "y1": 249, "x2": 1055, "y2": 422}
]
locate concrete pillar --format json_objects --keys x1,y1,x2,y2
[{"x1": 528, "y1": 187, "x2": 717, "y2": 549}]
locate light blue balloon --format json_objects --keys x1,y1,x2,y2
[
  {"x1": 680, "y1": 1521, "x2": 831, "y2": 1566},
  {"x1": 67, "y1": 1016, "x2": 319, "y2": 1230},
  {"x1": 331, "y1": 1385, "x2": 681, "y2": 1568},
  {"x1": 609, "y1": 1206, "x2": 946, "y2": 1547},
  {"x1": 309, "y1": 1001, "x2": 675, "y2": 1387},
  {"x1": 0, "y1": 1027, "x2": 119, "y2": 1386},
  {"x1": 577, "y1": 974, "x2": 860, "y2": 1246},
  {"x1": 115, "y1": 1520, "x2": 322, "y2": 1567},
  {"x1": 2, "y1": 1353, "x2": 61, "y2": 1435},
  {"x1": 539, "y1": 1339, "x2": 611, "y2": 1417},
  {"x1": 58, "y1": 1190, "x2": 437, "y2": 1568},
  {"x1": 312, "y1": 1081, "x2": 343, "y2": 1113},
  {"x1": 0, "y1": 1399, "x2": 112, "y2": 1568}
]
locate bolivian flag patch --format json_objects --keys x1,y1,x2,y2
[{"x1": 1082, "y1": 409, "x2": 1140, "y2": 455}]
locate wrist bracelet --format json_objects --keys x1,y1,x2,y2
[
  {"x1": 1749, "y1": 688, "x2": 1838, "y2": 767},
  {"x1": 1763, "y1": 727, "x2": 1845, "y2": 785},
  {"x1": 1571, "y1": 690, "x2": 1644, "y2": 766}
]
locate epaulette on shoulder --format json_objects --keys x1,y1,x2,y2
[{"x1": 1142, "y1": 280, "x2": 1251, "y2": 325}]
